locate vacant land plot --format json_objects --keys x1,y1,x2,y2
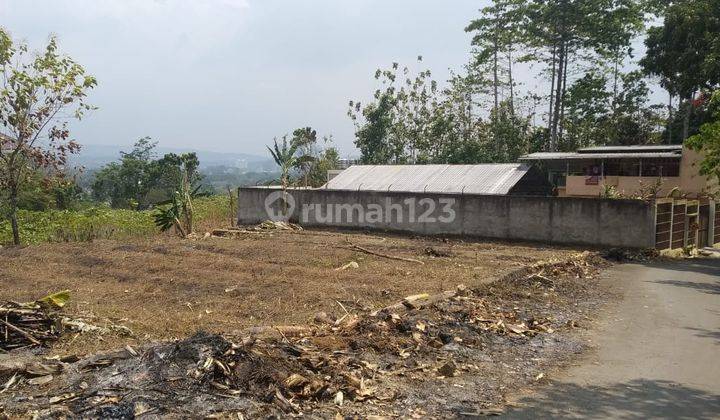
[{"x1": 0, "y1": 230, "x2": 578, "y2": 355}]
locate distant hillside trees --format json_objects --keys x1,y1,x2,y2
[
  {"x1": 91, "y1": 138, "x2": 208, "y2": 209},
  {"x1": 0, "y1": 30, "x2": 96, "y2": 245},
  {"x1": 267, "y1": 127, "x2": 339, "y2": 188}
]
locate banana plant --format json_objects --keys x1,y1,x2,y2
[{"x1": 153, "y1": 155, "x2": 208, "y2": 237}]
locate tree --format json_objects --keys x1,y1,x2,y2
[
  {"x1": 291, "y1": 127, "x2": 318, "y2": 187},
  {"x1": 562, "y1": 71, "x2": 612, "y2": 150},
  {"x1": 92, "y1": 138, "x2": 204, "y2": 209},
  {"x1": 267, "y1": 135, "x2": 313, "y2": 190},
  {"x1": 0, "y1": 30, "x2": 96, "y2": 245},
  {"x1": 466, "y1": 0, "x2": 525, "y2": 116},
  {"x1": 349, "y1": 59, "x2": 441, "y2": 164},
  {"x1": 349, "y1": 94, "x2": 397, "y2": 164},
  {"x1": 641, "y1": 0, "x2": 720, "y2": 141},
  {"x1": 152, "y1": 153, "x2": 205, "y2": 237},
  {"x1": 306, "y1": 147, "x2": 340, "y2": 186},
  {"x1": 501, "y1": 0, "x2": 646, "y2": 150},
  {"x1": 687, "y1": 90, "x2": 720, "y2": 188},
  {"x1": 92, "y1": 138, "x2": 157, "y2": 209},
  {"x1": 290, "y1": 127, "x2": 339, "y2": 187}
]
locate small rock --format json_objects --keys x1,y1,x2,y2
[
  {"x1": 334, "y1": 391, "x2": 344, "y2": 406},
  {"x1": 437, "y1": 360, "x2": 457, "y2": 377},
  {"x1": 335, "y1": 261, "x2": 360, "y2": 271}
]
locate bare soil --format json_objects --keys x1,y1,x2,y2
[
  {"x1": 0, "y1": 230, "x2": 579, "y2": 356},
  {"x1": 0, "y1": 229, "x2": 620, "y2": 418}
]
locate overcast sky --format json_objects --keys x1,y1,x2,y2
[{"x1": 2, "y1": 0, "x2": 493, "y2": 157}]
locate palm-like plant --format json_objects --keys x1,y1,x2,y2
[
  {"x1": 267, "y1": 135, "x2": 313, "y2": 189},
  {"x1": 267, "y1": 136, "x2": 314, "y2": 218},
  {"x1": 153, "y1": 154, "x2": 208, "y2": 237}
]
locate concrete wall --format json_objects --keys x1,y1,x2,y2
[{"x1": 238, "y1": 187, "x2": 656, "y2": 248}]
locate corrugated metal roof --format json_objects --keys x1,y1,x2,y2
[
  {"x1": 520, "y1": 152, "x2": 682, "y2": 160},
  {"x1": 323, "y1": 164, "x2": 531, "y2": 195},
  {"x1": 577, "y1": 145, "x2": 682, "y2": 153}
]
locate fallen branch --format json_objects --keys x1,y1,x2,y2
[
  {"x1": 348, "y1": 243, "x2": 424, "y2": 265},
  {"x1": 370, "y1": 291, "x2": 457, "y2": 317},
  {"x1": 242, "y1": 325, "x2": 317, "y2": 338},
  {"x1": 0, "y1": 318, "x2": 41, "y2": 346}
]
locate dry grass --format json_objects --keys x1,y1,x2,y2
[{"x1": 0, "y1": 229, "x2": 580, "y2": 355}]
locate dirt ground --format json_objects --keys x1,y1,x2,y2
[
  {"x1": 0, "y1": 226, "x2": 616, "y2": 418},
  {"x1": 0, "y1": 229, "x2": 579, "y2": 356}
]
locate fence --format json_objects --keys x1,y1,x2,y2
[
  {"x1": 238, "y1": 187, "x2": 657, "y2": 248},
  {"x1": 654, "y1": 198, "x2": 718, "y2": 250}
]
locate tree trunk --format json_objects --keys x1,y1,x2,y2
[
  {"x1": 9, "y1": 184, "x2": 20, "y2": 246},
  {"x1": 612, "y1": 49, "x2": 620, "y2": 113},
  {"x1": 548, "y1": 44, "x2": 557, "y2": 148},
  {"x1": 493, "y1": 34, "x2": 500, "y2": 158},
  {"x1": 507, "y1": 46, "x2": 515, "y2": 116},
  {"x1": 550, "y1": 41, "x2": 566, "y2": 152},
  {"x1": 682, "y1": 93, "x2": 692, "y2": 141},
  {"x1": 558, "y1": 50, "x2": 569, "y2": 145},
  {"x1": 667, "y1": 93, "x2": 673, "y2": 144},
  {"x1": 493, "y1": 34, "x2": 499, "y2": 111}
]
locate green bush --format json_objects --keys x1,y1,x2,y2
[{"x1": 0, "y1": 195, "x2": 233, "y2": 245}]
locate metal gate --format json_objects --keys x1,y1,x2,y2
[{"x1": 654, "y1": 199, "x2": 712, "y2": 250}]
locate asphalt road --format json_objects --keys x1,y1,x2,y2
[{"x1": 505, "y1": 258, "x2": 720, "y2": 419}]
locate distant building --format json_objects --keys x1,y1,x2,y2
[
  {"x1": 520, "y1": 145, "x2": 717, "y2": 198},
  {"x1": 323, "y1": 163, "x2": 552, "y2": 196},
  {"x1": 337, "y1": 158, "x2": 360, "y2": 170}
]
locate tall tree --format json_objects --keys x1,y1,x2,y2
[
  {"x1": 0, "y1": 30, "x2": 96, "y2": 245},
  {"x1": 517, "y1": 0, "x2": 645, "y2": 150},
  {"x1": 349, "y1": 59, "x2": 441, "y2": 164},
  {"x1": 642, "y1": 0, "x2": 720, "y2": 141},
  {"x1": 466, "y1": 0, "x2": 524, "y2": 116},
  {"x1": 687, "y1": 90, "x2": 720, "y2": 187}
]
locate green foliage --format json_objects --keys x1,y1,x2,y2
[
  {"x1": 561, "y1": 70, "x2": 663, "y2": 150},
  {"x1": 600, "y1": 184, "x2": 621, "y2": 199},
  {"x1": 349, "y1": 61, "x2": 533, "y2": 164},
  {"x1": 0, "y1": 29, "x2": 96, "y2": 245},
  {"x1": 0, "y1": 207, "x2": 156, "y2": 245},
  {"x1": 0, "y1": 195, "x2": 232, "y2": 245},
  {"x1": 92, "y1": 138, "x2": 206, "y2": 209},
  {"x1": 349, "y1": 94, "x2": 397, "y2": 164},
  {"x1": 641, "y1": 0, "x2": 720, "y2": 99},
  {"x1": 642, "y1": 0, "x2": 720, "y2": 142},
  {"x1": 152, "y1": 156, "x2": 207, "y2": 236},
  {"x1": 153, "y1": 194, "x2": 182, "y2": 233},
  {"x1": 267, "y1": 135, "x2": 304, "y2": 189},
  {"x1": 465, "y1": 0, "x2": 647, "y2": 151},
  {"x1": 305, "y1": 146, "x2": 339, "y2": 187},
  {"x1": 687, "y1": 91, "x2": 720, "y2": 185},
  {"x1": 267, "y1": 127, "x2": 336, "y2": 188}
]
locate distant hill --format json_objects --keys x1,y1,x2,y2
[{"x1": 69, "y1": 144, "x2": 274, "y2": 171}]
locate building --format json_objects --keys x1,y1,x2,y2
[
  {"x1": 323, "y1": 163, "x2": 552, "y2": 196},
  {"x1": 520, "y1": 145, "x2": 717, "y2": 198}
]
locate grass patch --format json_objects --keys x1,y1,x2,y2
[{"x1": 0, "y1": 196, "x2": 234, "y2": 245}]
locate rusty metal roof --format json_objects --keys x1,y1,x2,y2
[{"x1": 322, "y1": 164, "x2": 532, "y2": 195}]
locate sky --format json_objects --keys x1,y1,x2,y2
[{"x1": 1, "y1": 0, "x2": 490, "y2": 157}]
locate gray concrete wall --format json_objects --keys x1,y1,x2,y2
[{"x1": 238, "y1": 187, "x2": 656, "y2": 248}]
